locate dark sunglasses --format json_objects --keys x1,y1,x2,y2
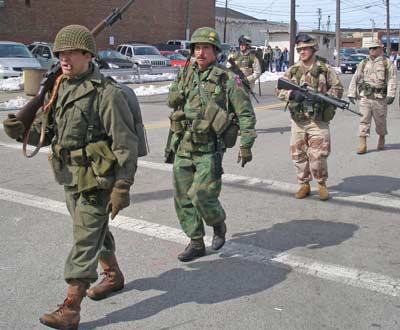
[
  {"x1": 369, "y1": 47, "x2": 378, "y2": 50},
  {"x1": 295, "y1": 34, "x2": 312, "y2": 43}
]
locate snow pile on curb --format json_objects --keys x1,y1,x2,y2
[
  {"x1": 259, "y1": 71, "x2": 285, "y2": 83},
  {"x1": 133, "y1": 84, "x2": 170, "y2": 96},
  {"x1": 0, "y1": 96, "x2": 29, "y2": 110},
  {"x1": 0, "y1": 77, "x2": 23, "y2": 91}
]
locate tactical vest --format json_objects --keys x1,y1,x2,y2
[{"x1": 359, "y1": 57, "x2": 389, "y2": 96}]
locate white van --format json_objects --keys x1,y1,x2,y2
[{"x1": 167, "y1": 40, "x2": 190, "y2": 49}]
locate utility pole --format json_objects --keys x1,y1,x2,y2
[
  {"x1": 185, "y1": 0, "x2": 190, "y2": 40},
  {"x1": 290, "y1": 0, "x2": 296, "y2": 65},
  {"x1": 335, "y1": 0, "x2": 340, "y2": 67},
  {"x1": 327, "y1": 16, "x2": 331, "y2": 31},
  {"x1": 223, "y1": 0, "x2": 228, "y2": 43},
  {"x1": 370, "y1": 19, "x2": 375, "y2": 36},
  {"x1": 386, "y1": 0, "x2": 390, "y2": 54},
  {"x1": 317, "y1": 8, "x2": 322, "y2": 31}
]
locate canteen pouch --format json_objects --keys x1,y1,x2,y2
[
  {"x1": 204, "y1": 99, "x2": 230, "y2": 135},
  {"x1": 191, "y1": 119, "x2": 210, "y2": 144},
  {"x1": 169, "y1": 110, "x2": 186, "y2": 134},
  {"x1": 222, "y1": 123, "x2": 239, "y2": 148}
]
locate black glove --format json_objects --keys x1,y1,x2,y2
[
  {"x1": 386, "y1": 96, "x2": 395, "y2": 105},
  {"x1": 289, "y1": 90, "x2": 305, "y2": 103},
  {"x1": 3, "y1": 113, "x2": 25, "y2": 139},
  {"x1": 237, "y1": 147, "x2": 252, "y2": 168},
  {"x1": 348, "y1": 96, "x2": 356, "y2": 104}
]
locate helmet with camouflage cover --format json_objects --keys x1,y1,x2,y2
[
  {"x1": 53, "y1": 24, "x2": 96, "y2": 56},
  {"x1": 189, "y1": 27, "x2": 221, "y2": 52},
  {"x1": 295, "y1": 34, "x2": 319, "y2": 51},
  {"x1": 365, "y1": 39, "x2": 383, "y2": 48}
]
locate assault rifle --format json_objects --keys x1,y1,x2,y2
[
  {"x1": 227, "y1": 58, "x2": 259, "y2": 103},
  {"x1": 277, "y1": 78, "x2": 362, "y2": 117},
  {"x1": 12, "y1": 0, "x2": 136, "y2": 157}
]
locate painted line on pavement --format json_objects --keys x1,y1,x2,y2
[
  {"x1": 1, "y1": 142, "x2": 400, "y2": 211},
  {"x1": 255, "y1": 102, "x2": 285, "y2": 111},
  {"x1": 0, "y1": 186, "x2": 399, "y2": 297}
]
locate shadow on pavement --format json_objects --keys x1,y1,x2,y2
[
  {"x1": 256, "y1": 126, "x2": 290, "y2": 135},
  {"x1": 80, "y1": 219, "x2": 357, "y2": 329},
  {"x1": 330, "y1": 175, "x2": 400, "y2": 196}
]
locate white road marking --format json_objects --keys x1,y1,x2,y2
[
  {"x1": 1, "y1": 142, "x2": 400, "y2": 211},
  {"x1": 0, "y1": 186, "x2": 399, "y2": 297}
]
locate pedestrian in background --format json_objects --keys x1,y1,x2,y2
[
  {"x1": 273, "y1": 45, "x2": 282, "y2": 72},
  {"x1": 3, "y1": 25, "x2": 139, "y2": 330},
  {"x1": 277, "y1": 34, "x2": 344, "y2": 201},
  {"x1": 347, "y1": 40, "x2": 397, "y2": 154}
]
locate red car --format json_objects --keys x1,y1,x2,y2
[{"x1": 160, "y1": 51, "x2": 187, "y2": 67}]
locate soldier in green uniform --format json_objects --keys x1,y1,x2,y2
[
  {"x1": 3, "y1": 25, "x2": 138, "y2": 330},
  {"x1": 277, "y1": 34, "x2": 344, "y2": 201},
  {"x1": 167, "y1": 27, "x2": 257, "y2": 262}
]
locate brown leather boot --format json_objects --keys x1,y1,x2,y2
[
  {"x1": 87, "y1": 254, "x2": 125, "y2": 301},
  {"x1": 357, "y1": 136, "x2": 367, "y2": 154},
  {"x1": 39, "y1": 280, "x2": 88, "y2": 330},
  {"x1": 295, "y1": 183, "x2": 310, "y2": 199},
  {"x1": 317, "y1": 182, "x2": 329, "y2": 201},
  {"x1": 377, "y1": 135, "x2": 385, "y2": 150}
]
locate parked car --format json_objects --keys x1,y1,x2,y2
[
  {"x1": 340, "y1": 53, "x2": 368, "y2": 73},
  {"x1": 0, "y1": 41, "x2": 41, "y2": 79},
  {"x1": 96, "y1": 49, "x2": 133, "y2": 69},
  {"x1": 175, "y1": 48, "x2": 191, "y2": 58},
  {"x1": 160, "y1": 50, "x2": 187, "y2": 67},
  {"x1": 167, "y1": 39, "x2": 190, "y2": 50},
  {"x1": 27, "y1": 42, "x2": 58, "y2": 69},
  {"x1": 117, "y1": 43, "x2": 170, "y2": 67}
]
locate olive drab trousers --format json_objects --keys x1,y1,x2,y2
[
  {"x1": 173, "y1": 152, "x2": 226, "y2": 239},
  {"x1": 64, "y1": 187, "x2": 116, "y2": 283},
  {"x1": 358, "y1": 97, "x2": 388, "y2": 137},
  {"x1": 290, "y1": 119, "x2": 331, "y2": 184}
]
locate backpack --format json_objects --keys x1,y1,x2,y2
[
  {"x1": 119, "y1": 83, "x2": 149, "y2": 157},
  {"x1": 250, "y1": 49, "x2": 267, "y2": 73}
]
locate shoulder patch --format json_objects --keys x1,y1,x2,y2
[{"x1": 233, "y1": 74, "x2": 242, "y2": 87}]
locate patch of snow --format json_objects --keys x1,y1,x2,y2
[
  {"x1": 0, "y1": 96, "x2": 29, "y2": 110},
  {"x1": 133, "y1": 84, "x2": 170, "y2": 96},
  {"x1": 0, "y1": 77, "x2": 23, "y2": 91}
]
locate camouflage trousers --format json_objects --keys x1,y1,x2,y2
[
  {"x1": 64, "y1": 187, "x2": 115, "y2": 284},
  {"x1": 358, "y1": 97, "x2": 387, "y2": 137},
  {"x1": 290, "y1": 119, "x2": 331, "y2": 184},
  {"x1": 173, "y1": 152, "x2": 226, "y2": 239}
]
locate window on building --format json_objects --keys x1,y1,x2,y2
[{"x1": 0, "y1": 0, "x2": 5, "y2": 8}]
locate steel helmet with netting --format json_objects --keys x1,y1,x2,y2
[{"x1": 53, "y1": 24, "x2": 96, "y2": 56}]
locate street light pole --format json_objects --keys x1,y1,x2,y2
[
  {"x1": 386, "y1": 0, "x2": 390, "y2": 53},
  {"x1": 370, "y1": 19, "x2": 375, "y2": 36},
  {"x1": 223, "y1": 0, "x2": 228, "y2": 43},
  {"x1": 335, "y1": 0, "x2": 340, "y2": 67},
  {"x1": 290, "y1": 0, "x2": 296, "y2": 66}
]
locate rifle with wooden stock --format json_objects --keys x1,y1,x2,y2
[{"x1": 12, "y1": 0, "x2": 136, "y2": 157}]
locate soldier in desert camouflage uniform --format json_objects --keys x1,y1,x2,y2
[
  {"x1": 277, "y1": 34, "x2": 344, "y2": 201},
  {"x1": 166, "y1": 27, "x2": 256, "y2": 262},
  {"x1": 347, "y1": 40, "x2": 397, "y2": 154}
]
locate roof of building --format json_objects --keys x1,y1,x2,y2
[{"x1": 215, "y1": 6, "x2": 259, "y2": 21}]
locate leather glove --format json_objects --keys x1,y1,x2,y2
[
  {"x1": 107, "y1": 180, "x2": 131, "y2": 220},
  {"x1": 348, "y1": 96, "x2": 356, "y2": 104},
  {"x1": 237, "y1": 147, "x2": 252, "y2": 168},
  {"x1": 289, "y1": 90, "x2": 305, "y2": 103},
  {"x1": 386, "y1": 96, "x2": 395, "y2": 105},
  {"x1": 3, "y1": 113, "x2": 25, "y2": 139}
]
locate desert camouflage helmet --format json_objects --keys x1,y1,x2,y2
[
  {"x1": 189, "y1": 27, "x2": 221, "y2": 52},
  {"x1": 295, "y1": 34, "x2": 319, "y2": 51},
  {"x1": 53, "y1": 24, "x2": 96, "y2": 56},
  {"x1": 365, "y1": 39, "x2": 384, "y2": 48}
]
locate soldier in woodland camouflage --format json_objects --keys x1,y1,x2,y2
[
  {"x1": 167, "y1": 27, "x2": 256, "y2": 262},
  {"x1": 347, "y1": 40, "x2": 397, "y2": 154},
  {"x1": 3, "y1": 25, "x2": 138, "y2": 330},
  {"x1": 277, "y1": 34, "x2": 344, "y2": 201}
]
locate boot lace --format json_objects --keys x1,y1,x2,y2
[{"x1": 55, "y1": 298, "x2": 72, "y2": 314}]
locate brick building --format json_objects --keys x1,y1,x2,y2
[{"x1": 0, "y1": 0, "x2": 214, "y2": 48}]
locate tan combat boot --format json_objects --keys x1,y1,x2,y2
[
  {"x1": 87, "y1": 254, "x2": 125, "y2": 301},
  {"x1": 357, "y1": 136, "x2": 367, "y2": 154},
  {"x1": 377, "y1": 135, "x2": 385, "y2": 150},
  {"x1": 39, "y1": 280, "x2": 88, "y2": 330},
  {"x1": 317, "y1": 182, "x2": 329, "y2": 201},
  {"x1": 295, "y1": 182, "x2": 311, "y2": 199}
]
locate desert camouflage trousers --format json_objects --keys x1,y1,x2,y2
[
  {"x1": 173, "y1": 152, "x2": 226, "y2": 239},
  {"x1": 290, "y1": 119, "x2": 331, "y2": 184},
  {"x1": 358, "y1": 97, "x2": 387, "y2": 137},
  {"x1": 64, "y1": 187, "x2": 116, "y2": 284}
]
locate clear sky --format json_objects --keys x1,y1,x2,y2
[{"x1": 215, "y1": 0, "x2": 400, "y2": 31}]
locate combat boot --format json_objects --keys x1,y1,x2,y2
[
  {"x1": 87, "y1": 254, "x2": 124, "y2": 301},
  {"x1": 212, "y1": 222, "x2": 227, "y2": 251},
  {"x1": 317, "y1": 182, "x2": 329, "y2": 201},
  {"x1": 178, "y1": 238, "x2": 206, "y2": 262},
  {"x1": 295, "y1": 183, "x2": 310, "y2": 199},
  {"x1": 357, "y1": 137, "x2": 367, "y2": 154},
  {"x1": 377, "y1": 135, "x2": 385, "y2": 150},
  {"x1": 39, "y1": 280, "x2": 88, "y2": 330}
]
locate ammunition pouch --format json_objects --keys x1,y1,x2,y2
[
  {"x1": 221, "y1": 113, "x2": 239, "y2": 148},
  {"x1": 321, "y1": 105, "x2": 336, "y2": 122},
  {"x1": 169, "y1": 110, "x2": 186, "y2": 134},
  {"x1": 361, "y1": 83, "x2": 387, "y2": 97},
  {"x1": 204, "y1": 100, "x2": 230, "y2": 135},
  {"x1": 167, "y1": 90, "x2": 185, "y2": 109},
  {"x1": 191, "y1": 119, "x2": 210, "y2": 144}
]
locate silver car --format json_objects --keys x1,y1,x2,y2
[
  {"x1": 0, "y1": 41, "x2": 42, "y2": 79},
  {"x1": 28, "y1": 42, "x2": 59, "y2": 70},
  {"x1": 117, "y1": 43, "x2": 170, "y2": 67}
]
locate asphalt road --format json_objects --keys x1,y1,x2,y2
[{"x1": 1, "y1": 74, "x2": 400, "y2": 330}]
